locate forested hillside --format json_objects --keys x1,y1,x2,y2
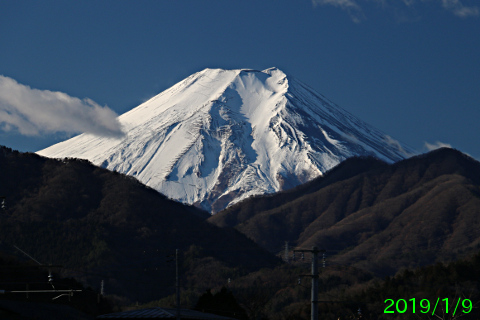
[
  {"x1": 210, "y1": 148, "x2": 480, "y2": 275},
  {"x1": 0, "y1": 146, "x2": 279, "y2": 303}
]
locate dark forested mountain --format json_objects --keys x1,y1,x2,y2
[
  {"x1": 4, "y1": 144, "x2": 480, "y2": 317},
  {"x1": 0, "y1": 146, "x2": 279, "y2": 303},
  {"x1": 209, "y1": 148, "x2": 480, "y2": 275}
]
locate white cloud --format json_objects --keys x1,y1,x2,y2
[
  {"x1": 0, "y1": 75, "x2": 124, "y2": 138},
  {"x1": 424, "y1": 141, "x2": 452, "y2": 151},
  {"x1": 384, "y1": 135, "x2": 416, "y2": 157},
  {"x1": 402, "y1": 0, "x2": 416, "y2": 6},
  {"x1": 311, "y1": 0, "x2": 479, "y2": 20},
  {"x1": 441, "y1": 0, "x2": 479, "y2": 17},
  {"x1": 312, "y1": 0, "x2": 364, "y2": 22},
  {"x1": 342, "y1": 132, "x2": 360, "y2": 143},
  {"x1": 312, "y1": 0, "x2": 361, "y2": 9}
]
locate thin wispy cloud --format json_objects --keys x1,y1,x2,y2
[
  {"x1": 312, "y1": 0, "x2": 479, "y2": 21},
  {"x1": 384, "y1": 135, "x2": 417, "y2": 157},
  {"x1": 441, "y1": 0, "x2": 479, "y2": 17},
  {"x1": 312, "y1": 0, "x2": 361, "y2": 10},
  {"x1": 424, "y1": 141, "x2": 452, "y2": 151},
  {"x1": 0, "y1": 75, "x2": 124, "y2": 138},
  {"x1": 312, "y1": 0, "x2": 364, "y2": 22}
]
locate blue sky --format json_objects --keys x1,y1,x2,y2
[{"x1": 1, "y1": 0, "x2": 479, "y2": 159}]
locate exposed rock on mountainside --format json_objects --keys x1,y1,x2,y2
[{"x1": 38, "y1": 68, "x2": 414, "y2": 212}]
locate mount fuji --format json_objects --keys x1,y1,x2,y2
[{"x1": 38, "y1": 68, "x2": 415, "y2": 213}]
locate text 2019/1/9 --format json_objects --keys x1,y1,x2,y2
[{"x1": 384, "y1": 298, "x2": 472, "y2": 316}]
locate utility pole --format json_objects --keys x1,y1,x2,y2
[
  {"x1": 98, "y1": 280, "x2": 105, "y2": 304},
  {"x1": 166, "y1": 249, "x2": 181, "y2": 319},
  {"x1": 176, "y1": 249, "x2": 180, "y2": 320},
  {"x1": 295, "y1": 246, "x2": 324, "y2": 320},
  {"x1": 284, "y1": 241, "x2": 289, "y2": 263},
  {"x1": 311, "y1": 247, "x2": 319, "y2": 320}
]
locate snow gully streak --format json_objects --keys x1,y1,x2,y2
[{"x1": 37, "y1": 68, "x2": 415, "y2": 213}]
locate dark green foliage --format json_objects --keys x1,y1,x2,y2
[
  {"x1": 346, "y1": 250, "x2": 480, "y2": 319},
  {"x1": 195, "y1": 287, "x2": 248, "y2": 320},
  {"x1": 196, "y1": 249, "x2": 480, "y2": 320},
  {"x1": 210, "y1": 148, "x2": 480, "y2": 276},
  {"x1": 215, "y1": 262, "x2": 375, "y2": 320},
  {"x1": 4, "y1": 144, "x2": 480, "y2": 318},
  {"x1": 209, "y1": 156, "x2": 387, "y2": 229},
  {"x1": 0, "y1": 251, "x2": 112, "y2": 317},
  {"x1": 0, "y1": 146, "x2": 279, "y2": 304}
]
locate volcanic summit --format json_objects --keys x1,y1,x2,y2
[{"x1": 38, "y1": 68, "x2": 414, "y2": 212}]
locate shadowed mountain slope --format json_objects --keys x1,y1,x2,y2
[
  {"x1": 38, "y1": 68, "x2": 414, "y2": 213},
  {"x1": 209, "y1": 148, "x2": 480, "y2": 275},
  {"x1": 0, "y1": 146, "x2": 279, "y2": 303}
]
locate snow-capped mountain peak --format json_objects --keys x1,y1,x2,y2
[{"x1": 38, "y1": 68, "x2": 415, "y2": 212}]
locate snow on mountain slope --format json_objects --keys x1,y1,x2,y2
[{"x1": 37, "y1": 68, "x2": 415, "y2": 213}]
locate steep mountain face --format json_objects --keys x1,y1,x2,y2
[
  {"x1": 209, "y1": 148, "x2": 480, "y2": 275},
  {"x1": 38, "y1": 68, "x2": 414, "y2": 212}
]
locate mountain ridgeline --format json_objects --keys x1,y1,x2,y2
[
  {"x1": 2, "y1": 145, "x2": 480, "y2": 319},
  {"x1": 38, "y1": 68, "x2": 414, "y2": 213},
  {"x1": 210, "y1": 148, "x2": 480, "y2": 275},
  {"x1": 0, "y1": 146, "x2": 279, "y2": 303},
  {"x1": 3, "y1": 67, "x2": 480, "y2": 318}
]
